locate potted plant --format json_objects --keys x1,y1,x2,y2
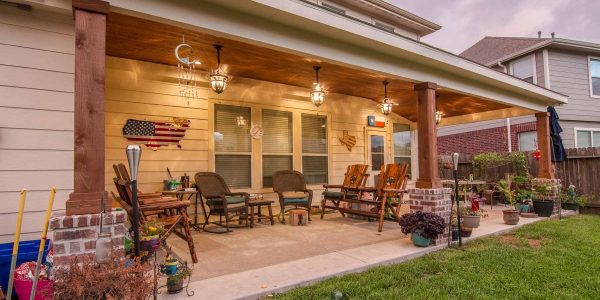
[
  {"x1": 399, "y1": 211, "x2": 445, "y2": 247},
  {"x1": 459, "y1": 206, "x2": 488, "y2": 228},
  {"x1": 498, "y1": 178, "x2": 519, "y2": 225},
  {"x1": 167, "y1": 263, "x2": 192, "y2": 294},
  {"x1": 561, "y1": 184, "x2": 588, "y2": 211},
  {"x1": 140, "y1": 221, "x2": 165, "y2": 252},
  {"x1": 532, "y1": 182, "x2": 556, "y2": 217},
  {"x1": 514, "y1": 190, "x2": 534, "y2": 213}
]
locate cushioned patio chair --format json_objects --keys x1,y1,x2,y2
[
  {"x1": 321, "y1": 164, "x2": 369, "y2": 219},
  {"x1": 194, "y1": 172, "x2": 250, "y2": 233},
  {"x1": 272, "y1": 170, "x2": 313, "y2": 223}
]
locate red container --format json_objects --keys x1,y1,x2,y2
[{"x1": 14, "y1": 278, "x2": 53, "y2": 300}]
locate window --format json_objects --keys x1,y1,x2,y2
[
  {"x1": 510, "y1": 55, "x2": 535, "y2": 83},
  {"x1": 393, "y1": 124, "x2": 411, "y2": 177},
  {"x1": 518, "y1": 131, "x2": 537, "y2": 151},
  {"x1": 320, "y1": 1, "x2": 346, "y2": 15},
  {"x1": 589, "y1": 57, "x2": 600, "y2": 97},
  {"x1": 214, "y1": 104, "x2": 251, "y2": 188},
  {"x1": 302, "y1": 114, "x2": 328, "y2": 184},
  {"x1": 576, "y1": 128, "x2": 600, "y2": 148},
  {"x1": 262, "y1": 109, "x2": 293, "y2": 187}
]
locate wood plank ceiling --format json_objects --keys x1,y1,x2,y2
[{"x1": 106, "y1": 13, "x2": 509, "y2": 122}]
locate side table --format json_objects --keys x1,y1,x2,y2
[{"x1": 248, "y1": 196, "x2": 275, "y2": 227}]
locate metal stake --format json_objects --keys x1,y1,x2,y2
[{"x1": 452, "y1": 153, "x2": 463, "y2": 247}]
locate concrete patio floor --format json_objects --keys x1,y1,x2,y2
[{"x1": 162, "y1": 205, "x2": 573, "y2": 300}]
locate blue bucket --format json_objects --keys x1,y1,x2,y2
[{"x1": 0, "y1": 239, "x2": 51, "y2": 298}]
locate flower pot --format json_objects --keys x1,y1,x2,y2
[
  {"x1": 515, "y1": 203, "x2": 531, "y2": 213},
  {"x1": 503, "y1": 209, "x2": 520, "y2": 225},
  {"x1": 164, "y1": 259, "x2": 179, "y2": 275},
  {"x1": 14, "y1": 278, "x2": 53, "y2": 300},
  {"x1": 561, "y1": 202, "x2": 579, "y2": 211},
  {"x1": 140, "y1": 234, "x2": 160, "y2": 252},
  {"x1": 460, "y1": 227, "x2": 473, "y2": 237},
  {"x1": 533, "y1": 200, "x2": 554, "y2": 217},
  {"x1": 167, "y1": 276, "x2": 184, "y2": 294},
  {"x1": 410, "y1": 232, "x2": 431, "y2": 247},
  {"x1": 451, "y1": 228, "x2": 459, "y2": 241},
  {"x1": 462, "y1": 215, "x2": 481, "y2": 228}
]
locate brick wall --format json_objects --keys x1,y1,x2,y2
[
  {"x1": 408, "y1": 188, "x2": 452, "y2": 246},
  {"x1": 438, "y1": 121, "x2": 536, "y2": 155}
]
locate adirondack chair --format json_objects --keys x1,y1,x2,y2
[
  {"x1": 112, "y1": 164, "x2": 198, "y2": 263},
  {"x1": 321, "y1": 164, "x2": 369, "y2": 219}
]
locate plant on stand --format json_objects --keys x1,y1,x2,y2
[
  {"x1": 532, "y1": 182, "x2": 557, "y2": 217},
  {"x1": 560, "y1": 184, "x2": 588, "y2": 211},
  {"x1": 515, "y1": 190, "x2": 534, "y2": 213},
  {"x1": 460, "y1": 206, "x2": 488, "y2": 229},
  {"x1": 399, "y1": 211, "x2": 446, "y2": 247},
  {"x1": 140, "y1": 221, "x2": 165, "y2": 254},
  {"x1": 498, "y1": 177, "x2": 520, "y2": 225}
]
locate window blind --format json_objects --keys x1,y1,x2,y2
[
  {"x1": 393, "y1": 123, "x2": 411, "y2": 178},
  {"x1": 262, "y1": 109, "x2": 293, "y2": 154},
  {"x1": 302, "y1": 114, "x2": 327, "y2": 184},
  {"x1": 263, "y1": 155, "x2": 292, "y2": 188},
  {"x1": 214, "y1": 104, "x2": 251, "y2": 188}
]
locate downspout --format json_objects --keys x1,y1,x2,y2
[
  {"x1": 506, "y1": 118, "x2": 512, "y2": 152},
  {"x1": 497, "y1": 60, "x2": 508, "y2": 73}
]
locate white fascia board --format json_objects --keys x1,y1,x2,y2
[{"x1": 108, "y1": 0, "x2": 567, "y2": 111}]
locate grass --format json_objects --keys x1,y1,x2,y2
[{"x1": 274, "y1": 215, "x2": 600, "y2": 299}]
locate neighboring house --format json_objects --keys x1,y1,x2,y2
[{"x1": 438, "y1": 36, "x2": 600, "y2": 154}]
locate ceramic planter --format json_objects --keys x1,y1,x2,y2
[
  {"x1": 561, "y1": 202, "x2": 579, "y2": 211},
  {"x1": 515, "y1": 203, "x2": 531, "y2": 213},
  {"x1": 167, "y1": 276, "x2": 183, "y2": 294},
  {"x1": 462, "y1": 215, "x2": 481, "y2": 228},
  {"x1": 533, "y1": 200, "x2": 554, "y2": 217},
  {"x1": 503, "y1": 209, "x2": 520, "y2": 225},
  {"x1": 460, "y1": 227, "x2": 473, "y2": 237},
  {"x1": 140, "y1": 234, "x2": 160, "y2": 251},
  {"x1": 451, "y1": 228, "x2": 459, "y2": 241},
  {"x1": 411, "y1": 232, "x2": 431, "y2": 247},
  {"x1": 164, "y1": 259, "x2": 179, "y2": 275}
]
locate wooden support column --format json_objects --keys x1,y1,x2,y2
[
  {"x1": 535, "y1": 112, "x2": 554, "y2": 179},
  {"x1": 66, "y1": 0, "x2": 110, "y2": 215},
  {"x1": 414, "y1": 82, "x2": 441, "y2": 189}
]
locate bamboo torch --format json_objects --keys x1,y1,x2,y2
[
  {"x1": 29, "y1": 188, "x2": 55, "y2": 300},
  {"x1": 7, "y1": 189, "x2": 27, "y2": 300}
]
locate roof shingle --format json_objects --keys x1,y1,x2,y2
[{"x1": 460, "y1": 36, "x2": 548, "y2": 65}]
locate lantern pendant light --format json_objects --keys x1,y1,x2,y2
[
  {"x1": 379, "y1": 80, "x2": 395, "y2": 115},
  {"x1": 210, "y1": 44, "x2": 229, "y2": 94},
  {"x1": 310, "y1": 66, "x2": 325, "y2": 107}
]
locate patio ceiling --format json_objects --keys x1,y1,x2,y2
[{"x1": 106, "y1": 13, "x2": 510, "y2": 122}]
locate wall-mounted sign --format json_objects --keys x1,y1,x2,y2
[
  {"x1": 123, "y1": 117, "x2": 190, "y2": 150},
  {"x1": 367, "y1": 116, "x2": 385, "y2": 128},
  {"x1": 339, "y1": 130, "x2": 357, "y2": 151}
]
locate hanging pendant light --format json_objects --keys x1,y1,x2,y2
[
  {"x1": 310, "y1": 66, "x2": 325, "y2": 107},
  {"x1": 379, "y1": 80, "x2": 395, "y2": 115},
  {"x1": 435, "y1": 111, "x2": 444, "y2": 125},
  {"x1": 210, "y1": 44, "x2": 229, "y2": 94}
]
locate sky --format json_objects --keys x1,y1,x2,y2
[{"x1": 389, "y1": 0, "x2": 600, "y2": 54}]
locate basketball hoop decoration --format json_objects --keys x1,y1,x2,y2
[
  {"x1": 175, "y1": 36, "x2": 201, "y2": 104},
  {"x1": 533, "y1": 149, "x2": 541, "y2": 160}
]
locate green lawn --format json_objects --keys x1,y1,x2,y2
[{"x1": 275, "y1": 215, "x2": 600, "y2": 299}]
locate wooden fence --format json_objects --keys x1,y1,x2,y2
[{"x1": 439, "y1": 147, "x2": 600, "y2": 205}]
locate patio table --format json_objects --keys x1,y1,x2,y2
[
  {"x1": 161, "y1": 190, "x2": 207, "y2": 231},
  {"x1": 441, "y1": 180, "x2": 487, "y2": 202}
]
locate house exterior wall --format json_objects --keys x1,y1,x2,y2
[
  {"x1": 104, "y1": 57, "x2": 416, "y2": 222},
  {"x1": 0, "y1": 6, "x2": 74, "y2": 242}
]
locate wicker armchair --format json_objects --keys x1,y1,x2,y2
[
  {"x1": 194, "y1": 172, "x2": 250, "y2": 233},
  {"x1": 272, "y1": 170, "x2": 313, "y2": 223}
]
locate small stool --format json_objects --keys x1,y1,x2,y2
[
  {"x1": 289, "y1": 209, "x2": 308, "y2": 226},
  {"x1": 249, "y1": 199, "x2": 275, "y2": 227}
]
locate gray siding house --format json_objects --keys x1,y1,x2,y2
[{"x1": 438, "y1": 36, "x2": 600, "y2": 153}]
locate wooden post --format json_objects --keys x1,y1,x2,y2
[
  {"x1": 535, "y1": 112, "x2": 554, "y2": 179},
  {"x1": 65, "y1": 0, "x2": 110, "y2": 215},
  {"x1": 414, "y1": 82, "x2": 442, "y2": 189}
]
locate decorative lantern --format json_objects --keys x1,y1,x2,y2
[
  {"x1": 379, "y1": 81, "x2": 395, "y2": 115},
  {"x1": 533, "y1": 148, "x2": 541, "y2": 160},
  {"x1": 310, "y1": 66, "x2": 325, "y2": 107},
  {"x1": 210, "y1": 44, "x2": 229, "y2": 94},
  {"x1": 435, "y1": 111, "x2": 444, "y2": 125}
]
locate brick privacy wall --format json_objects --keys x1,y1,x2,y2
[
  {"x1": 532, "y1": 178, "x2": 562, "y2": 215},
  {"x1": 438, "y1": 121, "x2": 536, "y2": 155},
  {"x1": 49, "y1": 210, "x2": 126, "y2": 267},
  {"x1": 408, "y1": 188, "x2": 452, "y2": 246}
]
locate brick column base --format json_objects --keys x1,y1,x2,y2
[
  {"x1": 49, "y1": 210, "x2": 126, "y2": 268},
  {"x1": 532, "y1": 178, "x2": 562, "y2": 215},
  {"x1": 408, "y1": 188, "x2": 452, "y2": 246}
]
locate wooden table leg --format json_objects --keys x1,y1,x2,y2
[
  {"x1": 250, "y1": 205, "x2": 254, "y2": 228},
  {"x1": 268, "y1": 204, "x2": 274, "y2": 225}
]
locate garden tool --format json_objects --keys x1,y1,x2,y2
[
  {"x1": 30, "y1": 188, "x2": 55, "y2": 300},
  {"x1": 7, "y1": 189, "x2": 27, "y2": 300}
]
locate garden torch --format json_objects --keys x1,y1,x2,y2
[
  {"x1": 452, "y1": 153, "x2": 463, "y2": 247},
  {"x1": 126, "y1": 145, "x2": 142, "y2": 257}
]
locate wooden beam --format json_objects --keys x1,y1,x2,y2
[
  {"x1": 65, "y1": 1, "x2": 109, "y2": 215},
  {"x1": 415, "y1": 82, "x2": 442, "y2": 189},
  {"x1": 535, "y1": 112, "x2": 554, "y2": 179}
]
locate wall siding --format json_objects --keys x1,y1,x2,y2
[{"x1": 0, "y1": 6, "x2": 74, "y2": 243}]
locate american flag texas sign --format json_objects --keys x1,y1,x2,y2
[{"x1": 122, "y1": 118, "x2": 190, "y2": 149}]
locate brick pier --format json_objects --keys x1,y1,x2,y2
[{"x1": 408, "y1": 188, "x2": 452, "y2": 245}]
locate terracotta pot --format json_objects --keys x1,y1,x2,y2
[
  {"x1": 503, "y1": 209, "x2": 520, "y2": 225},
  {"x1": 462, "y1": 215, "x2": 481, "y2": 228}
]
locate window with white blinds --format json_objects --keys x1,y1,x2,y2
[
  {"x1": 214, "y1": 104, "x2": 251, "y2": 188},
  {"x1": 262, "y1": 109, "x2": 293, "y2": 187},
  {"x1": 393, "y1": 123, "x2": 411, "y2": 178},
  {"x1": 302, "y1": 114, "x2": 328, "y2": 184}
]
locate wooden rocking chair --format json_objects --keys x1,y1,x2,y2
[
  {"x1": 321, "y1": 164, "x2": 369, "y2": 219},
  {"x1": 112, "y1": 164, "x2": 198, "y2": 263}
]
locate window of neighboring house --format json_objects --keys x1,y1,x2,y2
[
  {"x1": 589, "y1": 57, "x2": 600, "y2": 97},
  {"x1": 518, "y1": 131, "x2": 537, "y2": 151},
  {"x1": 576, "y1": 129, "x2": 600, "y2": 148},
  {"x1": 214, "y1": 104, "x2": 252, "y2": 188},
  {"x1": 510, "y1": 55, "x2": 536, "y2": 83},
  {"x1": 393, "y1": 123, "x2": 411, "y2": 178},
  {"x1": 302, "y1": 113, "x2": 328, "y2": 184},
  {"x1": 320, "y1": 1, "x2": 346, "y2": 15},
  {"x1": 262, "y1": 109, "x2": 293, "y2": 188}
]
